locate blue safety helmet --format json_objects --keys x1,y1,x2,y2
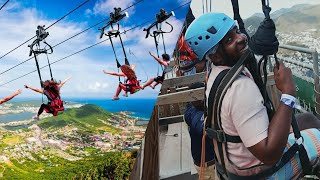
[{"x1": 185, "y1": 13, "x2": 235, "y2": 60}]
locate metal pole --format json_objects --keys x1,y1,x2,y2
[
  {"x1": 180, "y1": 122, "x2": 182, "y2": 171},
  {"x1": 312, "y1": 50, "x2": 320, "y2": 118},
  {"x1": 280, "y1": 44, "x2": 315, "y2": 54}
]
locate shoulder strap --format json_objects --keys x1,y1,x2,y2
[
  {"x1": 206, "y1": 50, "x2": 250, "y2": 176},
  {"x1": 291, "y1": 112, "x2": 312, "y2": 174},
  {"x1": 205, "y1": 69, "x2": 229, "y2": 128}
]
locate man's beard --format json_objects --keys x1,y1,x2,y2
[
  {"x1": 221, "y1": 50, "x2": 238, "y2": 67},
  {"x1": 223, "y1": 50, "x2": 264, "y2": 91}
]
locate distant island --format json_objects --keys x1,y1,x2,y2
[{"x1": 0, "y1": 102, "x2": 147, "y2": 179}]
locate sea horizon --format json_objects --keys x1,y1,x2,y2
[{"x1": 6, "y1": 97, "x2": 157, "y2": 121}]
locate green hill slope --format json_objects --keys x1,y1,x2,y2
[
  {"x1": 38, "y1": 104, "x2": 121, "y2": 134},
  {"x1": 244, "y1": 4, "x2": 320, "y2": 35}
]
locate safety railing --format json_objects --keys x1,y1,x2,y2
[{"x1": 278, "y1": 44, "x2": 320, "y2": 117}]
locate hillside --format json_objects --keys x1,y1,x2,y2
[
  {"x1": 244, "y1": 4, "x2": 320, "y2": 35},
  {"x1": 38, "y1": 104, "x2": 121, "y2": 134},
  {"x1": 0, "y1": 104, "x2": 145, "y2": 179}
]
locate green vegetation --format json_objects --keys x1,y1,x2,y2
[
  {"x1": 38, "y1": 104, "x2": 122, "y2": 134},
  {"x1": 1, "y1": 151, "x2": 137, "y2": 180},
  {"x1": 0, "y1": 143, "x2": 8, "y2": 151},
  {"x1": 2, "y1": 135, "x2": 24, "y2": 146},
  {"x1": 10, "y1": 100, "x2": 42, "y2": 108},
  {"x1": 0, "y1": 104, "x2": 142, "y2": 179},
  {"x1": 293, "y1": 75, "x2": 315, "y2": 109},
  {"x1": 84, "y1": 147, "x2": 99, "y2": 153}
]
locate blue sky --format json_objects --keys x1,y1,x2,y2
[{"x1": 0, "y1": 0, "x2": 190, "y2": 99}]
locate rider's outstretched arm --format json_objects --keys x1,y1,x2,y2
[
  {"x1": 25, "y1": 85, "x2": 43, "y2": 94},
  {"x1": 103, "y1": 70, "x2": 126, "y2": 77},
  {"x1": 149, "y1": 52, "x2": 170, "y2": 66},
  {"x1": 0, "y1": 89, "x2": 22, "y2": 104},
  {"x1": 58, "y1": 76, "x2": 72, "y2": 89}
]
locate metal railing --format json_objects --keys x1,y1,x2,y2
[{"x1": 279, "y1": 44, "x2": 320, "y2": 117}]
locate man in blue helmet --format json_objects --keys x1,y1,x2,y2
[{"x1": 185, "y1": 12, "x2": 320, "y2": 179}]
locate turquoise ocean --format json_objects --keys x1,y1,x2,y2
[{"x1": 0, "y1": 98, "x2": 156, "y2": 123}]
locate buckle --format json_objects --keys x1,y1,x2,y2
[
  {"x1": 206, "y1": 128, "x2": 227, "y2": 142},
  {"x1": 206, "y1": 128, "x2": 214, "y2": 139},
  {"x1": 296, "y1": 136, "x2": 304, "y2": 145},
  {"x1": 216, "y1": 130, "x2": 227, "y2": 142}
]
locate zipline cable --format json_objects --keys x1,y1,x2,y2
[
  {"x1": 0, "y1": 0, "x2": 144, "y2": 76},
  {"x1": 0, "y1": 0, "x2": 90, "y2": 61},
  {"x1": 0, "y1": 1, "x2": 191, "y2": 86},
  {"x1": 0, "y1": 0, "x2": 10, "y2": 11}
]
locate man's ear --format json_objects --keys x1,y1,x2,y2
[
  {"x1": 195, "y1": 59, "x2": 206, "y2": 73},
  {"x1": 208, "y1": 51, "x2": 223, "y2": 65}
]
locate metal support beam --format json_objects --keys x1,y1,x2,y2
[
  {"x1": 156, "y1": 87, "x2": 204, "y2": 106},
  {"x1": 312, "y1": 51, "x2": 320, "y2": 118},
  {"x1": 161, "y1": 72, "x2": 206, "y2": 90},
  {"x1": 159, "y1": 115, "x2": 184, "y2": 126}
]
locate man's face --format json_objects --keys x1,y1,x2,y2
[{"x1": 219, "y1": 27, "x2": 248, "y2": 64}]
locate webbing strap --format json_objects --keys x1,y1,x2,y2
[
  {"x1": 206, "y1": 50, "x2": 251, "y2": 174},
  {"x1": 205, "y1": 69, "x2": 229, "y2": 128},
  {"x1": 261, "y1": 56, "x2": 275, "y2": 119},
  {"x1": 108, "y1": 35, "x2": 121, "y2": 68},
  {"x1": 208, "y1": 52, "x2": 312, "y2": 178},
  {"x1": 45, "y1": 53, "x2": 53, "y2": 81},
  {"x1": 118, "y1": 33, "x2": 130, "y2": 66},
  {"x1": 160, "y1": 26, "x2": 167, "y2": 55},
  {"x1": 231, "y1": 0, "x2": 249, "y2": 38},
  {"x1": 261, "y1": 0, "x2": 271, "y2": 19},
  {"x1": 153, "y1": 25, "x2": 161, "y2": 76},
  {"x1": 42, "y1": 41, "x2": 54, "y2": 81},
  {"x1": 206, "y1": 128, "x2": 242, "y2": 143},
  {"x1": 33, "y1": 53, "x2": 43, "y2": 87},
  {"x1": 213, "y1": 50, "x2": 251, "y2": 130},
  {"x1": 291, "y1": 112, "x2": 313, "y2": 175},
  {"x1": 215, "y1": 143, "x2": 299, "y2": 179}
]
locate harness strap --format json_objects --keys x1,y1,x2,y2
[
  {"x1": 207, "y1": 51, "x2": 313, "y2": 179},
  {"x1": 33, "y1": 54, "x2": 43, "y2": 87},
  {"x1": 216, "y1": 143, "x2": 300, "y2": 180},
  {"x1": 108, "y1": 34, "x2": 121, "y2": 68},
  {"x1": 153, "y1": 27, "x2": 161, "y2": 74},
  {"x1": 206, "y1": 128, "x2": 242, "y2": 143},
  {"x1": 261, "y1": 0, "x2": 271, "y2": 20},
  {"x1": 205, "y1": 69, "x2": 229, "y2": 128},
  {"x1": 45, "y1": 52, "x2": 53, "y2": 81},
  {"x1": 231, "y1": 0, "x2": 249, "y2": 38},
  {"x1": 291, "y1": 112, "x2": 313, "y2": 175},
  {"x1": 160, "y1": 24, "x2": 167, "y2": 54},
  {"x1": 118, "y1": 33, "x2": 130, "y2": 66},
  {"x1": 259, "y1": 56, "x2": 275, "y2": 120},
  {"x1": 206, "y1": 50, "x2": 252, "y2": 175}
]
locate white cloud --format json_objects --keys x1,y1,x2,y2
[
  {"x1": 88, "y1": 82, "x2": 109, "y2": 91},
  {"x1": 0, "y1": 1, "x2": 180, "y2": 99},
  {"x1": 88, "y1": 0, "x2": 136, "y2": 16}
]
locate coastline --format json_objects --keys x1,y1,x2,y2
[{"x1": 5, "y1": 98, "x2": 156, "y2": 121}]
